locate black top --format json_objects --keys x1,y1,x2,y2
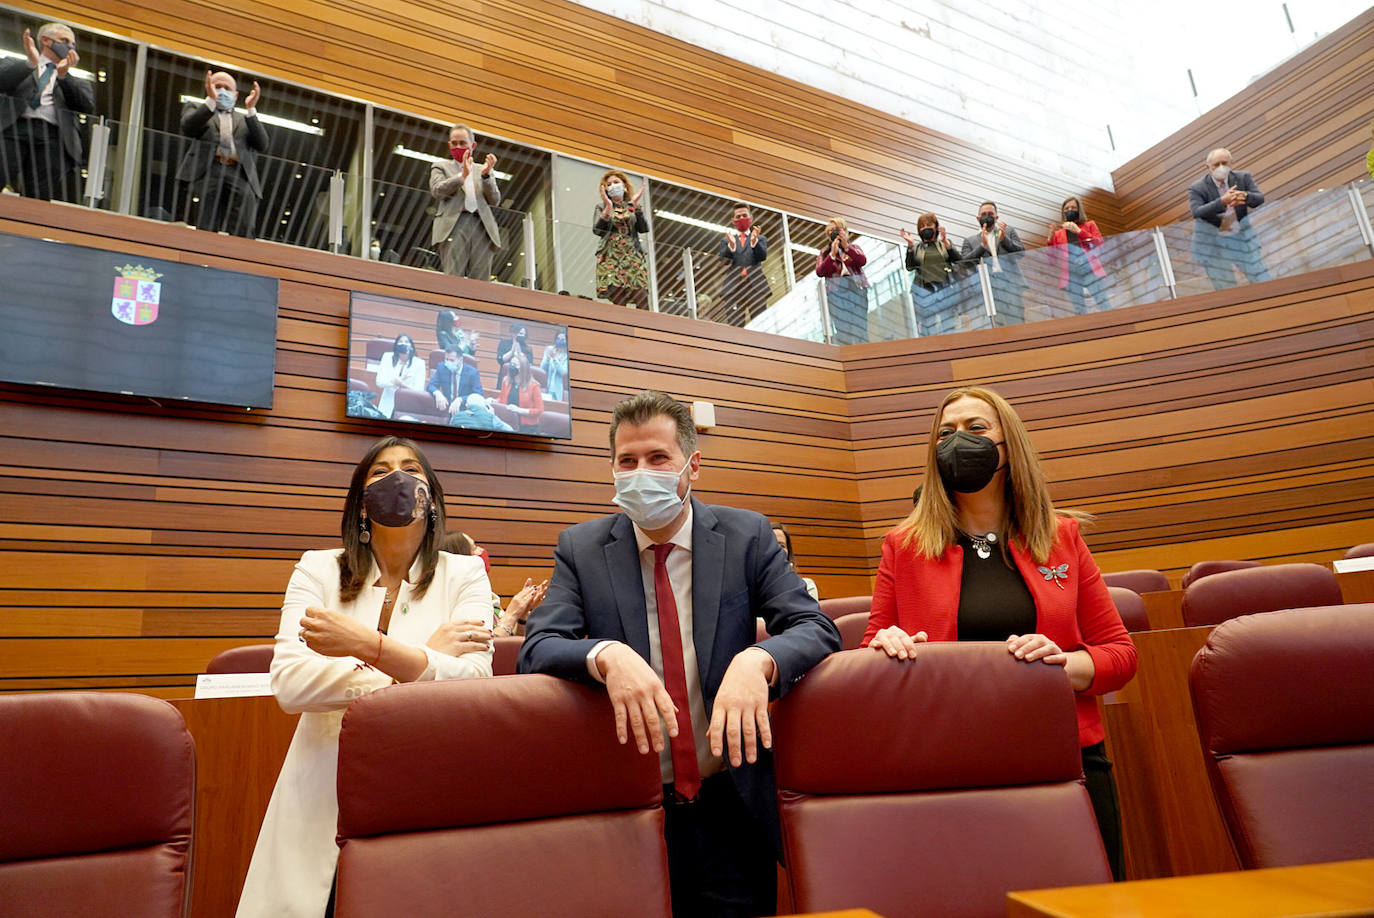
[{"x1": 955, "y1": 533, "x2": 1037, "y2": 641}]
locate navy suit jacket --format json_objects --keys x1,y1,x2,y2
[
  {"x1": 425, "y1": 362, "x2": 483, "y2": 402},
  {"x1": 176, "y1": 101, "x2": 270, "y2": 198},
  {"x1": 1188, "y1": 169, "x2": 1265, "y2": 228},
  {"x1": 518, "y1": 498, "x2": 840, "y2": 853},
  {"x1": 0, "y1": 57, "x2": 95, "y2": 165}
]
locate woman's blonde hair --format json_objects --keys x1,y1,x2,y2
[
  {"x1": 600, "y1": 170, "x2": 635, "y2": 198},
  {"x1": 894, "y1": 386, "x2": 1081, "y2": 564},
  {"x1": 826, "y1": 216, "x2": 848, "y2": 234}
]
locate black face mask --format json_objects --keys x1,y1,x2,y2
[
  {"x1": 396, "y1": 342, "x2": 413, "y2": 355},
  {"x1": 978, "y1": 214, "x2": 997, "y2": 228},
  {"x1": 1063, "y1": 209, "x2": 1080, "y2": 223},
  {"x1": 363, "y1": 470, "x2": 431, "y2": 528},
  {"x1": 48, "y1": 40, "x2": 72, "y2": 59},
  {"x1": 936, "y1": 431, "x2": 1005, "y2": 494},
  {"x1": 919, "y1": 227, "x2": 938, "y2": 242},
  {"x1": 828, "y1": 228, "x2": 840, "y2": 242}
]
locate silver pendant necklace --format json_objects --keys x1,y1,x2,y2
[{"x1": 968, "y1": 531, "x2": 997, "y2": 560}]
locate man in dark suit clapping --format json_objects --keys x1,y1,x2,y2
[
  {"x1": 0, "y1": 23, "x2": 95, "y2": 203},
  {"x1": 177, "y1": 70, "x2": 269, "y2": 237}
]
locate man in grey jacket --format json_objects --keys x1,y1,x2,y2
[
  {"x1": 1188, "y1": 148, "x2": 1270, "y2": 291},
  {"x1": 960, "y1": 201, "x2": 1026, "y2": 326},
  {"x1": 430, "y1": 123, "x2": 501, "y2": 280}
]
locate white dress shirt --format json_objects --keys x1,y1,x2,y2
[{"x1": 22, "y1": 58, "x2": 59, "y2": 126}]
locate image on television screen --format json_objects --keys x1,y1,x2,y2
[
  {"x1": 347, "y1": 292, "x2": 572, "y2": 440},
  {"x1": 0, "y1": 232, "x2": 279, "y2": 408}
]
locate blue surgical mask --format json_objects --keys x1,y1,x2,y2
[
  {"x1": 444, "y1": 359, "x2": 459, "y2": 371},
  {"x1": 613, "y1": 464, "x2": 690, "y2": 531},
  {"x1": 214, "y1": 88, "x2": 236, "y2": 111}
]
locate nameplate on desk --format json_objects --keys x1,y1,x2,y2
[
  {"x1": 1333, "y1": 556, "x2": 1374, "y2": 573},
  {"x1": 195, "y1": 673, "x2": 274, "y2": 698}
]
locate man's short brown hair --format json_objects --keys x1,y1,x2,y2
[{"x1": 609, "y1": 390, "x2": 697, "y2": 458}]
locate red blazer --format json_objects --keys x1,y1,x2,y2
[
  {"x1": 861, "y1": 515, "x2": 1136, "y2": 747},
  {"x1": 1046, "y1": 220, "x2": 1107, "y2": 288},
  {"x1": 498, "y1": 379, "x2": 543, "y2": 429}
]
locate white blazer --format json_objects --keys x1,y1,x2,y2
[
  {"x1": 236, "y1": 549, "x2": 494, "y2": 918},
  {"x1": 374, "y1": 353, "x2": 426, "y2": 419}
]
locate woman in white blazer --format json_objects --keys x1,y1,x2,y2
[{"x1": 236, "y1": 436, "x2": 495, "y2": 918}]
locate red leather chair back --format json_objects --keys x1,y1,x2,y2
[
  {"x1": 771, "y1": 646, "x2": 1108, "y2": 917},
  {"x1": 1181, "y1": 563, "x2": 1342, "y2": 628},
  {"x1": 817, "y1": 595, "x2": 870, "y2": 621},
  {"x1": 1101, "y1": 569, "x2": 1170, "y2": 593},
  {"x1": 1189, "y1": 604, "x2": 1374, "y2": 868},
  {"x1": 1345, "y1": 542, "x2": 1374, "y2": 560},
  {"x1": 491, "y1": 635, "x2": 523, "y2": 676},
  {"x1": 833, "y1": 611, "x2": 869, "y2": 650},
  {"x1": 1107, "y1": 586, "x2": 1151, "y2": 633},
  {"x1": 205, "y1": 643, "x2": 274, "y2": 674},
  {"x1": 0, "y1": 692, "x2": 195, "y2": 918},
  {"x1": 335, "y1": 675, "x2": 669, "y2": 918},
  {"x1": 1180, "y1": 559, "x2": 1262, "y2": 589}
]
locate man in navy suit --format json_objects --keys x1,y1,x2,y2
[
  {"x1": 1188, "y1": 148, "x2": 1271, "y2": 291},
  {"x1": 426, "y1": 346, "x2": 483, "y2": 417},
  {"x1": 176, "y1": 70, "x2": 269, "y2": 237},
  {"x1": 519, "y1": 390, "x2": 840, "y2": 918},
  {"x1": 717, "y1": 203, "x2": 771, "y2": 322},
  {"x1": 0, "y1": 22, "x2": 95, "y2": 202}
]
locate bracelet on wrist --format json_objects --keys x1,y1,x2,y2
[{"x1": 371, "y1": 631, "x2": 384, "y2": 666}]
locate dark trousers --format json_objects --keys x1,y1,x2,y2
[
  {"x1": 189, "y1": 160, "x2": 259, "y2": 237},
  {"x1": 603, "y1": 284, "x2": 649, "y2": 309},
  {"x1": 0, "y1": 118, "x2": 78, "y2": 202},
  {"x1": 662, "y1": 771, "x2": 777, "y2": 918},
  {"x1": 1082, "y1": 741, "x2": 1125, "y2": 881}
]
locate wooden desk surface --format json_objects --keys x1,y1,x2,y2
[{"x1": 1007, "y1": 858, "x2": 1374, "y2": 917}]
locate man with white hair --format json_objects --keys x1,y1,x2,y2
[
  {"x1": 1187, "y1": 147, "x2": 1271, "y2": 291},
  {"x1": 177, "y1": 69, "x2": 269, "y2": 237},
  {"x1": 0, "y1": 22, "x2": 95, "y2": 202}
]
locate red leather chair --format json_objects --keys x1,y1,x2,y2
[
  {"x1": 537, "y1": 410, "x2": 571, "y2": 438},
  {"x1": 1180, "y1": 559, "x2": 1261, "y2": 589},
  {"x1": 817, "y1": 595, "x2": 870, "y2": 621},
  {"x1": 1345, "y1": 543, "x2": 1374, "y2": 560},
  {"x1": 0, "y1": 692, "x2": 195, "y2": 917},
  {"x1": 1189, "y1": 604, "x2": 1374, "y2": 868},
  {"x1": 1106, "y1": 586, "x2": 1151, "y2": 633},
  {"x1": 334, "y1": 676, "x2": 669, "y2": 918},
  {"x1": 392, "y1": 387, "x2": 447, "y2": 424},
  {"x1": 1181, "y1": 563, "x2": 1342, "y2": 628},
  {"x1": 1101, "y1": 569, "x2": 1170, "y2": 593},
  {"x1": 205, "y1": 643, "x2": 274, "y2": 674},
  {"x1": 833, "y1": 611, "x2": 869, "y2": 650},
  {"x1": 771, "y1": 646, "x2": 1109, "y2": 917},
  {"x1": 491, "y1": 635, "x2": 523, "y2": 676},
  {"x1": 364, "y1": 338, "x2": 392, "y2": 363}
]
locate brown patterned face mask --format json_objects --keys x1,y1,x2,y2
[{"x1": 363, "y1": 471, "x2": 430, "y2": 528}]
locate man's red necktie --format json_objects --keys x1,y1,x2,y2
[{"x1": 652, "y1": 543, "x2": 701, "y2": 800}]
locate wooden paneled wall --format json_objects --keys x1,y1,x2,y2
[
  {"x1": 2, "y1": 195, "x2": 1372, "y2": 696},
  {"x1": 847, "y1": 260, "x2": 1374, "y2": 580},
  {"x1": 0, "y1": 196, "x2": 867, "y2": 695},
  {"x1": 23, "y1": 0, "x2": 1120, "y2": 240},
  {"x1": 1111, "y1": 7, "x2": 1374, "y2": 231}
]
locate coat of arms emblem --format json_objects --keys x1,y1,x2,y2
[{"x1": 112, "y1": 264, "x2": 163, "y2": 326}]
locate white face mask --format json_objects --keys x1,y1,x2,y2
[
  {"x1": 1211, "y1": 164, "x2": 1231, "y2": 183},
  {"x1": 612, "y1": 464, "x2": 690, "y2": 531},
  {"x1": 606, "y1": 182, "x2": 625, "y2": 201}
]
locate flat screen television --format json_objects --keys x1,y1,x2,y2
[
  {"x1": 347, "y1": 291, "x2": 572, "y2": 440},
  {"x1": 0, "y1": 231, "x2": 279, "y2": 408}
]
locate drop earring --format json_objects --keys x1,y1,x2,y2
[{"x1": 359, "y1": 513, "x2": 371, "y2": 544}]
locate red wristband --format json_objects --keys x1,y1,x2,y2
[{"x1": 371, "y1": 631, "x2": 384, "y2": 666}]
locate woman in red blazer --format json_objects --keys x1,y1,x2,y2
[
  {"x1": 862, "y1": 385, "x2": 1136, "y2": 879},
  {"x1": 1046, "y1": 196, "x2": 1113, "y2": 314}
]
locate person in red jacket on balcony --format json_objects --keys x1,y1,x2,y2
[
  {"x1": 1046, "y1": 196, "x2": 1113, "y2": 314},
  {"x1": 862, "y1": 385, "x2": 1137, "y2": 880}
]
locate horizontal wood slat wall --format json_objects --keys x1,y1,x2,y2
[
  {"x1": 3, "y1": 202, "x2": 1373, "y2": 693},
  {"x1": 846, "y1": 260, "x2": 1374, "y2": 588},
  {"x1": 20, "y1": 0, "x2": 1121, "y2": 241},
  {"x1": 0, "y1": 196, "x2": 864, "y2": 694},
  {"x1": 1110, "y1": 7, "x2": 1374, "y2": 231}
]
